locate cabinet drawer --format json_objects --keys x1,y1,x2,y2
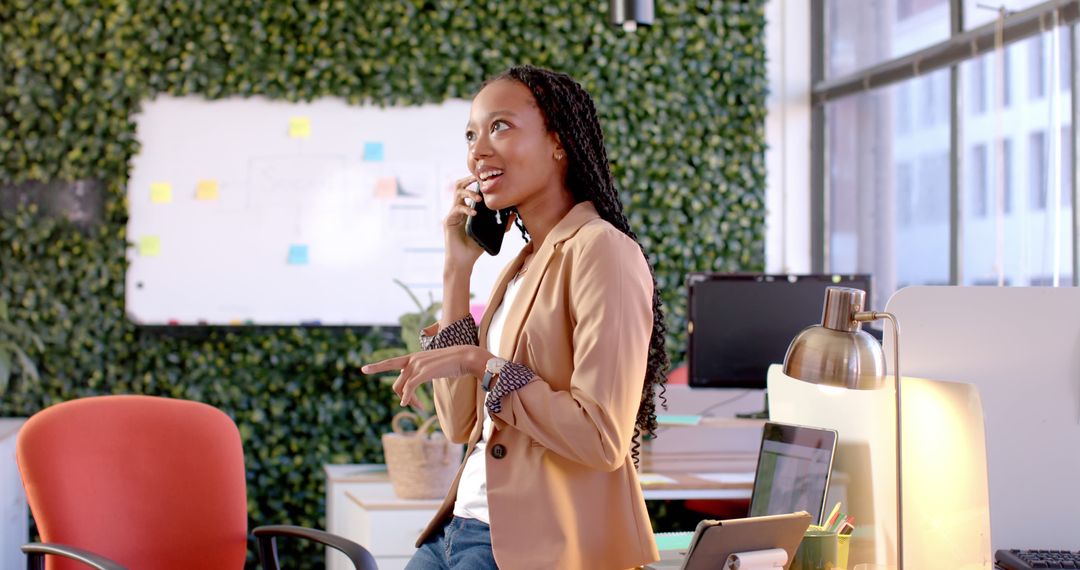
[{"x1": 362, "y1": 507, "x2": 437, "y2": 556}]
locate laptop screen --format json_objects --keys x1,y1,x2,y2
[{"x1": 749, "y1": 422, "x2": 837, "y2": 525}]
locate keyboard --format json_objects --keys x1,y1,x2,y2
[{"x1": 996, "y1": 549, "x2": 1080, "y2": 569}]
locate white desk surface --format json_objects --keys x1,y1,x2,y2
[
  {"x1": 326, "y1": 463, "x2": 757, "y2": 502},
  {"x1": 0, "y1": 419, "x2": 25, "y2": 442}
]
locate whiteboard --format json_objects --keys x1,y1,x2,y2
[{"x1": 126, "y1": 96, "x2": 524, "y2": 325}]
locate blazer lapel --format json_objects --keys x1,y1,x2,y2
[{"x1": 496, "y1": 201, "x2": 601, "y2": 359}]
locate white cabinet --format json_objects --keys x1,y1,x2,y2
[
  {"x1": 1, "y1": 419, "x2": 27, "y2": 570},
  {"x1": 324, "y1": 465, "x2": 439, "y2": 570}
]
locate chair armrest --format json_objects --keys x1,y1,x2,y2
[
  {"x1": 253, "y1": 524, "x2": 377, "y2": 570},
  {"x1": 22, "y1": 542, "x2": 126, "y2": 570}
]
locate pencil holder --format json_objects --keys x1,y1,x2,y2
[
  {"x1": 791, "y1": 526, "x2": 840, "y2": 570},
  {"x1": 837, "y1": 533, "x2": 850, "y2": 569}
]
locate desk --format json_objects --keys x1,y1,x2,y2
[
  {"x1": 324, "y1": 411, "x2": 766, "y2": 569},
  {"x1": 325, "y1": 461, "x2": 759, "y2": 570},
  {"x1": 1, "y1": 419, "x2": 27, "y2": 570}
]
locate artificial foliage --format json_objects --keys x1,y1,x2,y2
[{"x1": 1, "y1": 0, "x2": 767, "y2": 566}]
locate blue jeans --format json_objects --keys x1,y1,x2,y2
[{"x1": 405, "y1": 516, "x2": 499, "y2": 570}]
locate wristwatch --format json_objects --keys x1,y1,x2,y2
[{"x1": 481, "y1": 357, "x2": 508, "y2": 392}]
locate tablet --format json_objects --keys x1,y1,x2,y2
[
  {"x1": 679, "y1": 512, "x2": 812, "y2": 570},
  {"x1": 749, "y1": 421, "x2": 838, "y2": 525}
]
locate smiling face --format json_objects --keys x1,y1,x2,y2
[{"x1": 465, "y1": 79, "x2": 567, "y2": 211}]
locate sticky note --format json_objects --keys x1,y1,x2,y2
[
  {"x1": 287, "y1": 244, "x2": 309, "y2": 265},
  {"x1": 289, "y1": 116, "x2": 311, "y2": 138},
  {"x1": 656, "y1": 414, "x2": 703, "y2": 426},
  {"x1": 373, "y1": 177, "x2": 398, "y2": 199},
  {"x1": 363, "y1": 141, "x2": 385, "y2": 161},
  {"x1": 150, "y1": 182, "x2": 172, "y2": 204},
  {"x1": 139, "y1": 236, "x2": 161, "y2": 257},
  {"x1": 655, "y1": 532, "x2": 694, "y2": 551},
  {"x1": 195, "y1": 180, "x2": 219, "y2": 201}
]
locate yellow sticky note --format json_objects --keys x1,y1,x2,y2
[
  {"x1": 150, "y1": 182, "x2": 172, "y2": 204},
  {"x1": 139, "y1": 236, "x2": 161, "y2": 257},
  {"x1": 289, "y1": 116, "x2": 311, "y2": 138},
  {"x1": 195, "y1": 180, "x2": 219, "y2": 201}
]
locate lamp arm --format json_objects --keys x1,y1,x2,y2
[{"x1": 855, "y1": 311, "x2": 903, "y2": 570}]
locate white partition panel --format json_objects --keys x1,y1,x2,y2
[
  {"x1": 886, "y1": 286, "x2": 1080, "y2": 552},
  {"x1": 769, "y1": 367, "x2": 993, "y2": 570}
]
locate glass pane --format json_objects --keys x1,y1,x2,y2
[
  {"x1": 964, "y1": 0, "x2": 1053, "y2": 31},
  {"x1": 826, "y1": 0, "x2": 951, "y2": 79},
  {"x1": 827, "y1": 68, "x2": 952, "y2": 310},
  {"x1": 960, "y1": 28, "x2": 1074, "y2": 287}
]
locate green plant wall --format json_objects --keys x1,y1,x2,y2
[{"x1": 1, "y1": 0, "x2": 766, "y2": 566}]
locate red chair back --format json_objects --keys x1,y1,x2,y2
[{"x1": 17, "y1": 395, "x2": 249, "y2": 570}]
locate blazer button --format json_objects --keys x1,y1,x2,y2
[{"x1": 491, "y1": 444, "x2": 507, "y2": 459}]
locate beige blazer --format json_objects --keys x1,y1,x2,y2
[{"x1": 417, "y1": 201, "x2": 659, "y2": 570}]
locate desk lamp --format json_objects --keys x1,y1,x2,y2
[{"x1": 782, "y1": 287, "x2": 903, "y2": 569}]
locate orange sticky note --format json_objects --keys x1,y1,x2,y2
[
  {"x1": 139, "y1": 236, "x2": 161, "y2": 257},
  {"x1": 289, "y1": 116, "x2": 311, "y2": 138},
  {"x1": 150, "y1": 182, "x2": 172, "y2": 204},
  {"x1": 195, "y1": 180, "x2": 219, "y2": 201},
  {"x1": 374, "y1": 177, "x2": 397, "y2": 199}
]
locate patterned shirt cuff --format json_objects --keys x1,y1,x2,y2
[
  {"x1": 485, "y1": 362, "x2": 536, "y2": 414},
  {"x1": 418, "y1": 315, "x2": 479, "y2": 351}
]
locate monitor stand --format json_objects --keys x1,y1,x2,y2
[{"x1": 736, "y1": 390, "x2": 770, "y2": 419}]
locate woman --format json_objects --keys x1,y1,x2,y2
[{"x1": 362, "y1": 65, "x2": 669, "y2": 570}]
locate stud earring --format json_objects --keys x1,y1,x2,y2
[{"x1": 554, "y1": 152, "x2": 564, "y2": 160}]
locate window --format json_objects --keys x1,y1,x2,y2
[
  {"x1": 1029, "y1": 34, "x2": 1046, "y2": 100},
  {"x1": 826, "y1": 0, "x2": 950, "y2": 79},
  {"x1": 969, "y1": 58, "x2": 987, "y2": 114},
  {"x1": 1003, "y1": 138, "x2": 1014, "y2": 214},
  {"x1": 1063, "y1": 126, "x2": 1073, "y2": 206},
  {"x1": 970, "y1": 144, "x2": 988, "y2": 217},
  {"x1": 964, "y1": 0, "x2": 1048, "y2": 30},
  {"x1": 817, "y1": 2, "x2": 1077, "y2": 296},
  {"x1": 897, "y1": 162, "x2": 915, "y2": 226},
  {"x1": 1061, "y1": 27, "x2": 1072, "y2": 92},
  {"x1": 825, "y1": 71, "x2": 951, "y2": 307},
  {"x1": 1030, "y1": 130, "x2": 1047, "y2": 210}
]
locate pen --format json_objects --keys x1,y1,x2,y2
[{"x1": 824, "y1": 502, "x2": 842, "y2": 529}]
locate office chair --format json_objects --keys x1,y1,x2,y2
[{"x1": 16, "y1": 395, "x2": 377, "y2": 570}]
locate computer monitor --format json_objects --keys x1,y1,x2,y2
[
  {"x1": 748, "y1": 421, "x2": 838, "y2": 525},
  {"x1": 687, "y1": 273, "x2": 872, "y2": 389}
]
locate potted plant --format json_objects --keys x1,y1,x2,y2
[
  {"x1": 0, "y1": 297, "x2": 43, "y2": 396},
  {"x1": 369, "y1": 281, "x2": 463, "y2": 499}
]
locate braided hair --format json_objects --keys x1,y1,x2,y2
[{"x1": 483, "y1": 65, "x2": 669, "y2": 466}]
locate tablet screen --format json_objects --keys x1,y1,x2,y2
[{"x1": 749, "y1": 422, "x2": 837, "y2": 524}]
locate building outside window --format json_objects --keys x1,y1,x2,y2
[{"x1": 817, "y1": 0, "x2": 1076, "y2": 307}]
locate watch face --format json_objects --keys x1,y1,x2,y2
[{"x1": 487, "y1": 357, "x2": 507, "y2": 373}]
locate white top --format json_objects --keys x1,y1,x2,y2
[{"x1": 452, "y1": 273, "x2": 524, "y2": 523}]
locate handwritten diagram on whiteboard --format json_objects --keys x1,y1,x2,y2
[{"x1": 126, "y1": 95, "x2": 524, "y2": 325}]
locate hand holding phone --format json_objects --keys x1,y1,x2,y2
[{"x1": 465, "y1": 186, "x2": 513, "y2": 256}]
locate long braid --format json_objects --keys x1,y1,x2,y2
[{"x1": 487, "y1": 66, "x2": 670, "y2": 467}]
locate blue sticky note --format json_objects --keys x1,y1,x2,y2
[
  {"x1": 654, "y1": 531, "x2": 694, "y2": 551},
  {"x1": 656, "y1": 414, "x2": 703, "y2": 426},
  {"x1": 363, "y1": 142, "x2": 384, "y2": 162},
  {"x1": 287, "y1": 244, "x2": 309, "y2": 265}
]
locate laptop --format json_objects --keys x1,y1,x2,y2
[
  {"x1": 748, "y1": 421, "x2": 838, "y2": 525},
  {"x1": 648, "y1": 421, "x2": 837, "y2": 569}
]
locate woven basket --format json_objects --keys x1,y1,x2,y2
[{"x1": 382, "y1": 411, "x2": 463, "y2": 499}]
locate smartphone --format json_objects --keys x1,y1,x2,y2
[{"x1": 465, "y1": 189, "x2": 513, "y2": 256}]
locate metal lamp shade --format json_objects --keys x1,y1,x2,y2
[{"x1": 782, "y1": 287, "x2": 886, "y2": 390}]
